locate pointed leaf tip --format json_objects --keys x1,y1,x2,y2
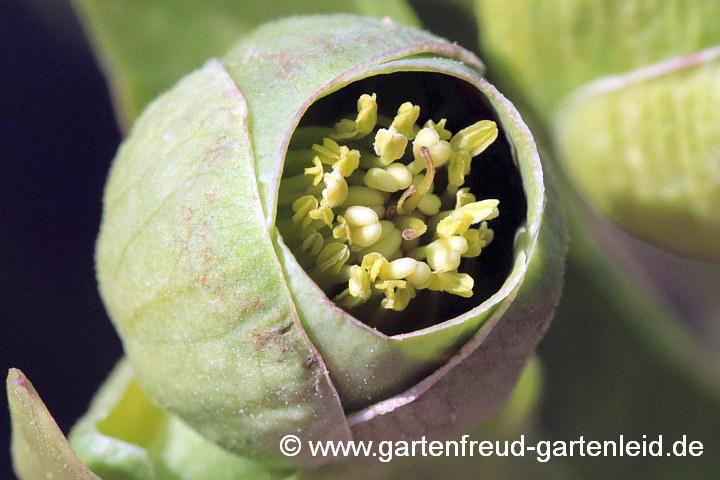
[{"x1": 7, "y1": 368, "x2": 100, "y2": 480}]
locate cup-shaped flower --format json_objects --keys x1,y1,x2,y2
[{"x1": 90, "y1": 15, "x2": 566, "y2": 468}]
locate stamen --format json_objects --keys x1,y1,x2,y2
[
  {"x1": 416, "y1": 194, "x2": 442, "y2": 216},
  {"x1": 332, "y1": 93, "x2": 377, "y2": 140},
  {"x1": 280, "y1": 93, "x2": 502, "y2": 314},
  {"x1": 342, "y1": 186, "x2": 387, "y2": 209},
  {"x1": 390, "y1": 102, "x2": 421, "y2": 139},
  {"x1": 292, "y1": 195, "x2": 319, "y2": 228},
  {"x1": 450, "y1": 120, "x2": 498, "y2": 156},
  {"x1": 374, "y1": 126, "x2": 408, "y2": 165},
  {"x1": 308, "y1": 198, "x2": 334, "y2": 228},
  {"x1": 364, "y1": 163, "x2": 412, "y2": 193},
  {"x1": 427, "y1": 272, "x2": 474, "y2": 298},
  {"x1": 361, "y1": 252, "x2": 389, "y2": 281},
  {"x1": 397, "y1": 146, "x2": 435, "y2": 214},
  {"x1": 455, "y1": 188, "x2": 476, "y2": 209},
  {"x1": 334, "y1": 206, "x2": 383, "y2": 248},
  {"x1": 436, "y1": 199, "x2": 499, "y2": 238},
  {"x1": 448, "y1": 150, "x2": 472, "y2": 187},
  {"x1": 304, "y1": 157, "x2": 325, "y2": 185},
  {"x1": 410, "y1": 236, "x2": 469, "y2": 272},
  {"x1": 321, "y1": 169, "x2": 349, "y2": 207},
  {"x1": 392, "y1": 215, "x2": 427, "y2": 240},
  {"x1": 315, "y1": 243, "x2": 350, "y2": 275},
  {"x1": 424, "y1": 119, "x2": 452, "y2": 140},
  {"x1": 357, "y1": 221, "x2": 402, "y2": 259},
  {"x1": 376, "y1": 280, "x2": 416, "y2": 311},
  {"x1": 409, "y1": 127, "x2": 452, "y2": 173},
  {"x1": 300, "y1": 230, "x2": 324, "y2": 256},
  {"x1": 462, "y1": 222, "x2": 494, "y2": 257}
]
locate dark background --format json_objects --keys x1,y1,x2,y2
[{"x1": 1, "y1": 1, "x2": 123, "y2": 477}]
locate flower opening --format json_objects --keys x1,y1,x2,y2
[{"x1": 279, "y1": 87, "x2": 506, "y2": 327}]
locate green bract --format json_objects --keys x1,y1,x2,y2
[
  {"x1": 10, "y1": 14, "x2": 566, "y2": 478},
  {"x1": 475, "y1": 0, "x2": 720, "y2": 260}
]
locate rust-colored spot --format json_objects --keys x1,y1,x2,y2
[
  {"x1": 250, "y1": 325, "x2": 293, "y2": 352},
  {"x1": 303, "y1": 354, "x2": 318, "y2": 369}
]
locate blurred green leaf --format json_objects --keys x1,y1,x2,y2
[
  {"x1": 7, "y1": 368, "x2": 101, "y2": 480},
  {"x1": 475, "y1": 0, "x2": 720, "y2": 119},
  {"x1": 71, "y1": 0, "x2": 420, "y2": 131},
  {"x1": 554, "y1": 48, "x2": 720, "y2": 259}
]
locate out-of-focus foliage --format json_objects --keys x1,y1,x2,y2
[{"x1": 72, "y1": 0, "x2": 420, "y2": 130}]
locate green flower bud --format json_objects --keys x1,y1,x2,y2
[{"x1": 9, "y1": 14, "x2": 567, "y2": 477}]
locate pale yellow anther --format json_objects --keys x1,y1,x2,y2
[
  {"x1": 410, "y1": 127, "x2": 453, "y2": 173},
  {"x1": 436, "y1": 199, "x2": 499, "y2": 238},
  {"x1": 332, "y1": 93, "x2": 377, "y2": 140},
  {"x1": 308, "y1": 198, "x2": 334, "y2": 228},
  {"x1": 312, "y1": 138, "x2": 343, "y2": 164},
  {"x1": 311, "y1": 138, "x2": 360, "y2": 177},
  {"x1": 334, "y1": 149, "x2": 360, "y2": 177},
  {"x1": 348, "y1": 265, "x2": 371, "y2": 300},
  {"x1": 350, "y1": 221, "x2": 382, "y2": 247},
  {"x1": 300, "y1": 230, "x2": 324, "y2": 256},
  {"x1": 455, "y1": 188, "x2": 476, "y2": 209},
  {"x1": 386, "y1": 258, "x2": 419, "y2": 280},
  {"x1": 417, "y1": 194, "x2": 442, "y2": 216},
  {"x1": 342, "y1": 186, "x2": 387, "y2": 208},
  {"x1": 364, "y1": 163, "x2": 412, "y2": 193},
  {"x1": 390, "y1": 102, "x2": 421, "y2": 139},
  {"x1": 373, "y1": 126, "x2": 408, "y2": 165},
  {"x1": 376, "y1": 280, "x2": 416, "y2": 311},
  {"x1": 322, "y1": 169, "x2": 348, "y2": 207},
  {"x1": 358, "y1": 220, "x2": 402, "y2": 258},
  {"x1": 304, "y1": 156, "x2": 325, "y2": 186},
  {"x1": 392, "y1": 215, "x2": 427, "y2": 240},
  {"x1": 406, "y1": 261, "x2": 432, "y2": 286},
  {"x1": 316, "y1": 243, "x2": 350, "y2": 275},
  {"x1": 450, "y1": 120, "x2": 498, "y2": 156},
  {"x1": 462, "y1": 222, "x2": 494, "y2": 257},
  {"x1": 292, "y1": 195, "x2": 319, "y2": 228},
  {"x1": 427, "y1": 272, "x2": 474, "y2": 298},
  {"x1": 411, "y1": 236, "x2": 468, "y2": 272},
  {"x1": 343, "y1": 205, "x2": 379, "y2": 226},
  {"x1": 448, "y1": 150, "x2": 472, "y2": 187},
  {"x1": 332, "y1": 215, "x2": 352, "y2": 244},
  {"x1": 424, "y1": 119, "x2": 452, "y2": 140},
  {"x1": 361, "y1": 252, "x2": 389, "y2": 281},
  {"x1": 386, "y1": 163, "x2": 412, "y2": 189},
  {"x1": 364, "y1": 167, "x2": 400, "y2": 192}
]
